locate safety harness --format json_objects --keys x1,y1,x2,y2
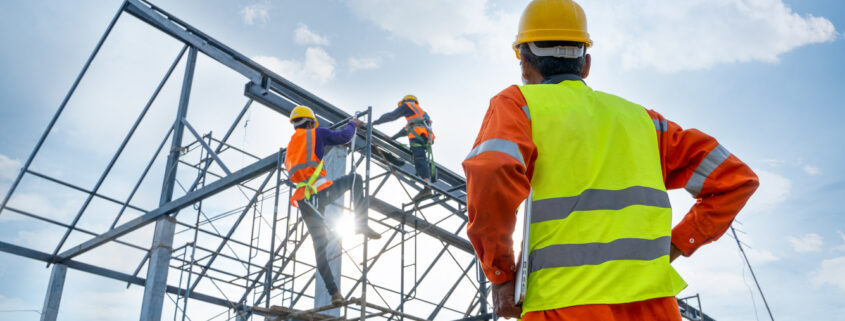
[{"x1": 296, "y1": 160, "x2": 324, "y2": 201}]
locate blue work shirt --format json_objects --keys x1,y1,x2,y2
[{"x1": 313, "y1": 122, "x2": 357, "y2": 160}]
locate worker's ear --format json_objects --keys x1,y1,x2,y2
[
  {"x1": 520, "y1": 58, "x2": 543, "y2": 85},
  {"x1": 520, "y1": 58, "x2": 530, "y2": 83},
  {"x1": 580, "y1": 53, "x2": 591, "y2": 79}
]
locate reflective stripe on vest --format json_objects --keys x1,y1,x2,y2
[
  {"x1": 403, "y1": 101, "x2": 430, "y2": 141},
  {"x1": 518, "y1": 81, "x2": 686, "y2": 314}
]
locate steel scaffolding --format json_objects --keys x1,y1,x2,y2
[{"x1": 0, "y1": 1, "x2": 713, "y2": 320}]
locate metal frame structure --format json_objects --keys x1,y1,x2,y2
[
  {"x1": 1, "y1": 1, "x2": 486, "y2": 320},
  {"x1": 0, "y1": 1, "x2": 714, "y2": 320}
]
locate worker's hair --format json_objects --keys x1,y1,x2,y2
[
  {"x1": 519, "y1": 41, "x2": 586, "y2": 78},
  {"x1": 293, "y1": 118, "x2": 314, "y2": 129}
]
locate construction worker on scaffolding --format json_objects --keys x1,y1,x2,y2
[
  {"x1": 285, "y1": 105, "x2": 381, "y2": 305},
  {"x1": 462, "y1": 0, "x2": 760, "y2": 320},
  {"x1": 373, "y1": 95, "x2": 436, "y2": 199}
]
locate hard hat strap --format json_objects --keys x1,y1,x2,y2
[{"x1": 527, "y1": 42, "x2": 585, "y2": 59}]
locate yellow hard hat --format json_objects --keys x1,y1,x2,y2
[
  {"x1": 513, "y1": 0, "x2": 592, "y2": 59},
  {"x1": 402, "y1": 95, "x2": 417, "y2": 102},
  {"x1": 290, "y1": 105, "x2": 318, "y2": 126}
]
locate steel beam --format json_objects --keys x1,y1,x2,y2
[
  {"x1": 368, "y1": 198, "x2": 473, "y2": 253},
  {"x1": 128, "y1": 0, "x2": 471, "y2": 211},
  {"x1": 40, "y1": 264, "x2": 67, "y2": 321},
  {"x1": 0, "y1": 240, "x2": 263, "y2": 317},
  {"x1": 187, "y1": 170, "x2": 276, "y2": 293},
  {"x1": 181, "y1": 118, "x2": 232, "y2": 175},
  {"x1": 141, "y1": 45, "x2": 198, "y2": 321},
  {"x1": 0, "y1": 1, "x2": 126, "y2": 218},
  {"x1": 57, "y1": 150, "x2": 281, "y2": 261}
]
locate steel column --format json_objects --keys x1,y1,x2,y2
[
  {"x1": 314, "y1": 146, "x2": 346, "y2": 316},
  {"x1": 40, "y1": 264, "x2": 68, "y2": 321},
  {"x1": 140, "y1": 46, "x2": 197, "y2": 321}
]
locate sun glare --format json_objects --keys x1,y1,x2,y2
[{"x1": 331, "y1": 210, "x2": 358, "y2": 240}]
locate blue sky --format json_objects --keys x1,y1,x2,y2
[{"x1": 0, "y1": 0, "x2": 843, "y2": 320}]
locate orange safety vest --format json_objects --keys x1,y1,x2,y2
[
  {"x1": 285, "y1": 128, "x2": 333, "y2": 206},
  {"x1": 403, "y1": 101, "x2": 434, "y2": 144}
]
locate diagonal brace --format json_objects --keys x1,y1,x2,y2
[
  {"x1": 57, "y1": 151, "x2": 281, "y2": 261},
  {"x1": 182, "y1": 118, "x2": 232, "y2": 175}
]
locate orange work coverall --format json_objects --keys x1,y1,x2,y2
[{"x1": 462, "y1": 84, "x2": 759, "y2": 321}]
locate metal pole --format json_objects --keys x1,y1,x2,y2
[
  {"x1": 265, "y1": 150, "x2": 283, "y2": 309},
  {"x1": 140, "y1": 46, "x2": 197, "y2": 321},
  {"x1": 696, "y1": 294, "x2": 703, "y2": 321},
  {"x1": 360, "y1": 106, "x2": 373, "y2": 321},
  {"x1": 39, "y1": 264, "x2": 68, "y2": 321},
  {"x1": 731, "y1": 227, "x2": 774, "y2": 321},
  {"x1": 181, "y1": 134, "x2": 209, "y2": 321},
  {"x1": 477, "y1": 258, "x2": 488, "y2": 319},
  {"x1": 0, "y1": 1, "x2": 125, "y2": 217},
  {"x1": 49, "y1": 44, "x2": 187, "y2": 262}
]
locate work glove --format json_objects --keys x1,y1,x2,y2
[{"x1": 492, "y1": 279, "x2": 522, "y2": 319}]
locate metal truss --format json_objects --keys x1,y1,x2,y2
[
  {"x1": 0, "y1": 0, "x2": 486, "y2": 320},
  {"x1": 0, "y1": 1, "x2": 713, "y2": 320}
]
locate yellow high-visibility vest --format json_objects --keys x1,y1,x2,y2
[{"x1": 518, "y1": 79, "x2": 686, "y2": 314}]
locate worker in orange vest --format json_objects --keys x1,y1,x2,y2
[
  {"x1": 462, "y1": 0, "x2": 760, "y2": 320},
  {"x1": 285, "y1": 105, "x2": 381, "y2": 305},
  {"x1": 374, "y1": 95, "x2": 436, "y2": 198}
]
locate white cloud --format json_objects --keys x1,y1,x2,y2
[
  {"x1": 742, "y1": 169, "x2": 790, "y2": 214},
  {"x1": 802, "y1": 164, "x2": 821, "y2": 176},
  {"x1": 253, "y1": 47, "x2": 336, "y2": 84},
  {"x1": 345, "y1": 0, "x2": 517, "y2": 57},
  {"x1": 303, "y1": 47, "x2": 336, "y2": 82},
  {"x1": 584, "y1": 0, "x2": 838, "y2": 72},
  {"x1": 347, "y1": 0, "x2": 837, "y2": 72},
  {"x1": 240, "y1": 3, "x2": 270, "y2": 26},
  {"x1": 0, "y1": 154, "x2": 21, "y2": 181},
  {"x1": 747, "y1": 248, "x2": 780, "y2": 264},
  {"x1": 253, "y1": 55, "x2": 302, "y2": 78},
  {"x1": 835, "y1": 230, "x2": 845, "y2": 251},
  {"x1": 760, "y1": 158, "x2": 786, "y2": 167},
  {"x1": 295, "y1": 23, "x2": 330, "y2": 46},
  {"x1": 348, "y1": 56, "x2": 381, "y2": 71},
  {"x1": 788, "y1": 233, "x2": 824, "y2": 252},
  {"x1": 810, "y1": 256, "x2": 845, "y2": 291}
]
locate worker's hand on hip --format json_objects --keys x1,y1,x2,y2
[
  {"x1": 492, "y1": 279, "x2": 522, "y2": 319},
  {"x1": 350, "y1": 118, "x2": 364, "y2": 128}
]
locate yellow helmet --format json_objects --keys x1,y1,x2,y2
[
  {"x1": 513, "y1": 0, "x2": 592, "y2": 59},
  {"x1": 402, "y1": 95, "x2": 417, "y2": 102},
  {"x1": 290, "y1": 105, "x2": 318, "y2": 126}
]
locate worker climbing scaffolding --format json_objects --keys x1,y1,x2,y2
[
  {"x1": 284, "y1": 105, "x2": 381, "y2": 306},
  {"x1": 373, "y1": 95, "x2": 436, "y2": 200}
]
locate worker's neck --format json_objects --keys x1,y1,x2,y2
[{"x1": 542, "y1": 73, "x2": 584, "y2": 84}]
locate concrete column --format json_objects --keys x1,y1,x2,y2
[
  {"x1": 314, "y1": 146, "x2": 346, "y2": 316},
  {"x1": 40, "y1": 263, "x2": 68, "y2": 321}
]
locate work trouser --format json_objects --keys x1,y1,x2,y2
[
  {"x1": 297, "y1": 173, "x2": 365, "y2": 295},
  {"x1": 410, "y1": 137, "x2": 431, "y2": 180}
]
